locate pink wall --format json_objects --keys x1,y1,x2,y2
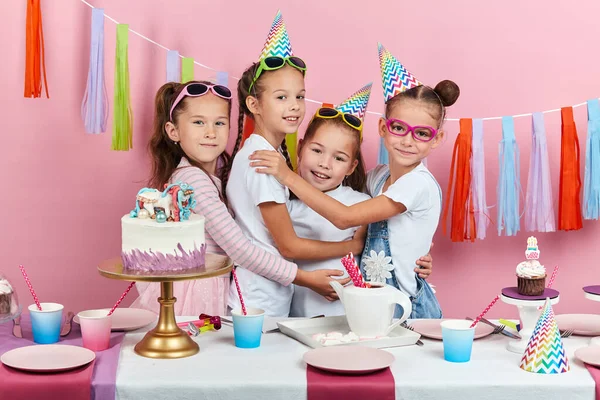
[{"x1": 2, "y1": 0, "x2": 600, "y2": 318}]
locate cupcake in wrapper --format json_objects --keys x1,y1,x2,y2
[{"x1": 0, "y1": 273, "x2": 20, "y2": 321}]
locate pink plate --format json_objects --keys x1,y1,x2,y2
[
  {"x1": 410, "y1": 319, "x2": 495, "y2": 340},
  {"x1": 555, "y1": 314, "x2": 600, "y2": 336},
  {"x1": 74, "y1": 308, "x2": 156, "y2": 331},
  {"x1": 303, "y1": 346, "x2": 395, "y2": 375},
  {"x1": 575, "y1": 345, "x2": 600, "y2": 367},
  {"x1": 1, "y1": 345, "x2": 95, "y2": 372}
]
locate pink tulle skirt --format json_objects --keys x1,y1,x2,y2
[{"x1": 130, "y1": 275, "x2": 230, "y2": 316}]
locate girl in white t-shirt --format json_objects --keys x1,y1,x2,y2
[
  {"x1": 249, "y1": 48, "x2": 459, "y2": 318},
  {"x1": 223, "y1": 17, "x2": 364, "y2": 317}
]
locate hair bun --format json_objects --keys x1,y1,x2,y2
[{"x1": 433, "y1": 80, "x2": 460, "y2": 107}]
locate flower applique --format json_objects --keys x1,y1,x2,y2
[{"x1": 362, "y1": 250, "x2": 394, "y2": 283}]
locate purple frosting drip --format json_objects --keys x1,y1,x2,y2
[{"x1": 122, "y1": 243, "x2": 206, "y2": 272}]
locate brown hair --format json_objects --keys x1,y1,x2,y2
[
  {"x1": 147, "y1": 80, "x2": 232, "y2": 207},
  {"x1": 221, "y1": 63, "x2": 295, "y2": 191},
  {"x1": 385, "y1": 80, "x2": 460, "y2": 125},
  {"x1": 299, "y1": 116, "x2": 367, "y2": 192}
]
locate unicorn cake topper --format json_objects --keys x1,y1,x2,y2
[
  {"x1": 129, "y1": 182, "x2": 196, "y2": 223},
  {"x1": 525, "y1": 236, "x2": 540, "y2": 260}
]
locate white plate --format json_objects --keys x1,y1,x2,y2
[
  {"x1": 74, "y1": 308, "x2": 156, "y2": 331},
  {"x1": 1, "y1": 345, "x2": 95, "y2": 372},
  {"x1": 277, "y1": 315, "x2": 420, "y2": 349},
  {"x1": 555, "y1": 314, "x2": 600, "y2": 336},
  {"x1": 304, "y1": 346, "x2": 394, "y2": 375},
  {"x1": 411, "y1": 318, "x2": 495, "y2": 340},
  {"x1": 575, "y1": 345, "x2": 600, "y2": 367}
]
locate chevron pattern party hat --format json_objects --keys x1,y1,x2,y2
[
  {"x1": 258, "y1": 10, "x2": 293, "y2": 60},
  {"x1": 378, "y1": 43, "x2": 423, "y2": 103},
  {"x1": 336, "y1": 83, "x2": 372, "y2": 120},
  {"x1": 519, "y1": 298, "x2": 570, "y2": 374}
]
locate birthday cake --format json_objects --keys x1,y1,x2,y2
[
  {"x1": 516, "y1": 237, "x2": 546, "y2": 296},
  {"x1": 121, "y1": 182, "x2": 206, "y2": 272}
]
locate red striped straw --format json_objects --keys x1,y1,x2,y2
[
  {"x1": 547, "y1": 265, "x2": 559, "y2": 288},
  {"x1": 470, "y1": 295, "x2": 500, "y2": 328},
  {"x1": 341, "y1": 253, "x2": 366, "y2": 288},
  {"x1": 19, "y1": 265, "x2": 42, "y2": 311},
  {"x1": 232, "y1": 268, "x2": 247, "y2": 315},
  {"x1": 108, "y1": 282, "x2": 136, "y2": 316}
]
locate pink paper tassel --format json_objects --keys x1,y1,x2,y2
[
  {"x1": 108, "y1": 281, "x2": 135, "y2": 316},
  {"x1": 472, "y1": 119, "x2": 490, "y2": 240},
  {"x1": 232, "y1": 268, "x2": 247, "y2": 315},
  {"x1": 470, "y1": 295, "x2": 500, "y2": 328},
  {"x1": 19, "y1": 265, "x2": 42, "y2": 310}
]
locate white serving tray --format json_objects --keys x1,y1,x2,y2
[{"x1": 277, "y1": 316, "x2": 420, "y2": 349}]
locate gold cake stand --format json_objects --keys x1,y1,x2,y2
[{"x1": 98, "y1": 253, "x2": 232, "y2": 359}]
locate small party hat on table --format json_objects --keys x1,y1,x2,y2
[
  {"x1": 258, "y1": 10, "x2": 293, "y2": 61},
  {"x1": 378, "y1": 43, "x2": 423, "y2": 103},
  {"x1": 519, "y1": 298, "x2": 570, "y2": 374}
]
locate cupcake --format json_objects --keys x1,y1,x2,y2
[
  {"x1": 0, "y1": 278, "x2": 14, "y2": 317},
  {"x1": 516, "y1": 236, "x2": 546, "y2": 295}
]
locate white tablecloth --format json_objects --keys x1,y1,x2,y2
[{"x1": 115, "y1": 318, "x2": 596, "y2": 400}]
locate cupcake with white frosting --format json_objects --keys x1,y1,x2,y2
[{"x1": 0, "y1": 278, "x2": 14, "y2": 316}]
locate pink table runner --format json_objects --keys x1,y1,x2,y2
[
  {"x1": 585, "y1": 364, "x2": 600, "y2": 400},
  {"x1": 306, "y1": 365, "x2": 395, "y2": 400},
  {"x1": 0, "y1": 313, "x2": 124, "y2": 400}
]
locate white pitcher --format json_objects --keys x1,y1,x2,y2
[{"x1": 330, "y1": 281, "x2": 412, "y2": 337}]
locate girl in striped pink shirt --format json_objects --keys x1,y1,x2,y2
[{"x1": 132, "y1": 80, "x2": 340, "y2": 316}]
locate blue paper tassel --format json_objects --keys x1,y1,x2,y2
[
  {"x1": 166, "y1": 50, "x2": 180, "y2": 82},
  {"x1": 216, "y1": 71, "x2": 229, "y2": 86},
  {"x1": 584, "y1": 99, "x2": 600, "y2": 219},
  {"x1": 497, "y1": 116, "x2": 521, "y2": 236},
  {"x1": 378, "y1": 137, "x2": 389, "y2": 165}
]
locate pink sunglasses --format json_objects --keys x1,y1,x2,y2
[
  {"x1": 385, "y1": 118, "x2": 439, "y2": 142},
  {"x1": 169, "y1": 83, "x2": 232, "y2": 121}
]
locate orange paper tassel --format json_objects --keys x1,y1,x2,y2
[
  {"x1": 558, "y1": 107, "x2": 583, "y2": 231},
  {"x1": 442, "y1": 118, "x2": 476, "y2": 242},
  {"x1": 24, "y1": 0, "x2": 49, "y2": 98}
]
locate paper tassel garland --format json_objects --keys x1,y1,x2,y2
[
  {"x1": 81, "y1": 8, "x2": 108, "y2": 134},
  {"x1": 442, "y1": 118, "x2": 476, "y2": 242},
  {"x1": 519, "y1": 298, "x2": 569, "y2": 374},
  {"x1": 471, "y1": 119, "x2": 489, "y2": 240},
  {"x1": 24, "y1": 0, "x2": 49, "y2": 98},
  {"x1": 181, "y1": 57, "x2": 194, "y2": 83},
  {"x1": 111, "y1": 24, "x2": 133, "y2": 151},
  {"x1": 558, "y1": 107, "x2": 582, "y2": 230},
  {"x1": 525, "y1": 112, "x2": 556, "y2": 232},
  {"x1": 583, "y1": 99, "x2": 600, "y2": 220},
  {"x1": 166, "y1": 50, "x2": 180, "y2": 83},
  {"x1": 497, "y1": 116, "x2": 521, "y2": 236}
]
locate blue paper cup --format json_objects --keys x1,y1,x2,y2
[
  {"x1": 29, "y1": 303, "x2": 64, "y2": 344},
  {"x1": 441, "y1": 319, "x2": 476, "y2": 363},
  {"x1": 231, "y1": 307, "x2": 265, "y2": 348}
]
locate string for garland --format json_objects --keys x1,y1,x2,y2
[
  {"x1": 584, "y1": 99, "x2": 600, "y2": 220},
  {"x1": 497, "y1": 116, "x2": 521, "y2": 236},
  {"x1": 24, "y1": 0, "x2": 49, "y2": 98},
  {"x1": 525, "y1": 112, "x2": 556, "y2": 232},
  {"x1": 442, "y1": 118, "x2": 476, "y2": 242},
  {"x1": 471, "y1": 119, "x2": 489, "y2": 240},
  {"x1": 111, "y1": 24, "x2": 133, "y2": 151},
  {"x1": 558, "y1": 107, "x2": 582, "y2": 230},
  {"x1": 181, "y1": 57, "x2": 194, "y2": 83},
  {"x1": 81, "y1": 8, "x2": 108, "y2": 134},
  {"x1": 166, "y1": 50, "x2": 180, "y2": 83}
]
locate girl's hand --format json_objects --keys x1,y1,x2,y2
[
  {"x1": 414, "y1": 242, "x2": 434, "y2": 279},
  {"x1": 296, "y1": 269, "x2": 351, "y2": 300},
  {"x1": 249, "y1": 150, "x2": 293, "y2": 185}
]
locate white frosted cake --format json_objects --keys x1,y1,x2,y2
[{"x1": 121, "y1": 182, "x2": 206, "y2": 272}]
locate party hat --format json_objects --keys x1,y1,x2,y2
[
  {"x1": 519, "y1": 298, "x2": 570, "y2": 374},
  {"x1": 378, "y1": 43, "x2": 423, "y2": 103},
  {"x1": 336, "y1": 83, "x2": 372, "y2": 121},
  {"x1": 258, "y1": 10, "x2": 293, "y2": 60}
]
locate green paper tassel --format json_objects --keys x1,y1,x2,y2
[
  {"x1": 181, "y1": 57, "x2": 194, "y2": 83},
  {"x1": 111, "y1": 24, "x2": 133, "y2": 151},
  {"x1": 285, "y1": 132, "x2": 297, "y2": 171}
]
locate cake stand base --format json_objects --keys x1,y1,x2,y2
[
  {"x1": 134, "y1": 281, "x2": 198, "y2": 358},
  {"x1": 584, "y1": 288, "x2": 600, "y2": 346},
  {"x1": 501, "y1": 287, "x2": 560, "y2": 354}
]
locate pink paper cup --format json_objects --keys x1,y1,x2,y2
[{"x1": 77, "y1": 310, "x2": 112, "y2": 351}]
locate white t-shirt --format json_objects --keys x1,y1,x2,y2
[
  {"x1": 366, "y1": 163, "x2": 442, "y2": 297},
  {"x1": 288, "y1": 185, "x2": 371, "y2": 317},
  {"x1": 226, "y1": 134, "x2": 294, "y2": 317}
]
